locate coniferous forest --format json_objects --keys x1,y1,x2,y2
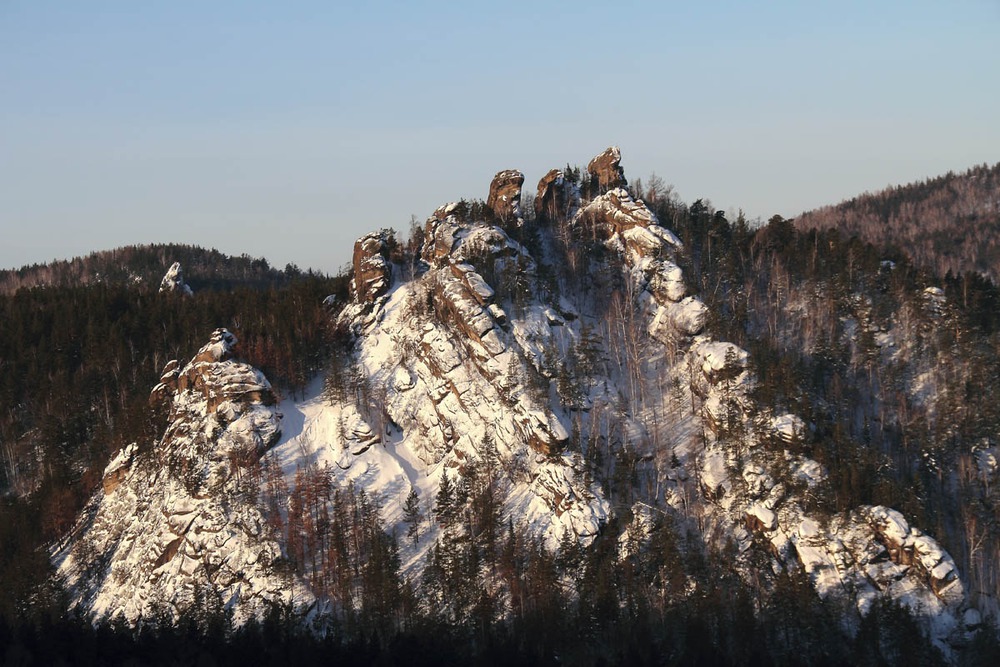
[{"x1": 3, "y1": 171, "x2": 1000, "y2": 665}]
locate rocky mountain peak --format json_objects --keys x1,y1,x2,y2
[
  {"x1": 587, "y1": 145, "x2": 626, "y2": 193},
  {"x1": 486, "y1": 169, "x2": 525, "y2": 223},
  {"x1": 54, "y1": 148, "x2": 981, "y2": 654}
]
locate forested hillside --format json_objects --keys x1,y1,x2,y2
[
  {"x1": 794, "y1": 162, "x2": 1000, "y2": 283},
  {"x1": 0, "y1": 244, "x2": 302, "y2": 294},
  {"x1": 0, "y1": 259, "x2": 347, "y2": 622},
  {"x1": 645, "y1": 194, "x2": 1000, "y2": 622}
]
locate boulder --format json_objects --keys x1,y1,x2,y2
[
  {"x1": 486, "y1": 169, "x2": 524, "y2": 223},
  {"x1": 587, "y1": 146, "x2": 626, "y2": 193},
  {"x1": 647, "y1": 260, "x2": 685, "y2": 302}
]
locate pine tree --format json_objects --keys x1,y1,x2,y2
[
  {"x1": 403, "y1": 488, "x2": 421, "y2": 547},
  {"x1": 435, "y1": 470, "x2": 454, "y2": 527}
]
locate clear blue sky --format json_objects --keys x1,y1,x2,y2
[{"x1": 2, "y1": 1, "x2": 998, "y2": 275}]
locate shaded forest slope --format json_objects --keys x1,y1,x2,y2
[
  {"x1": 794, "y1": 162, "x2": 1000, "y2": 283},
  {"x1": 0, "y1": 243, "x2": 312, "y2": 294}
]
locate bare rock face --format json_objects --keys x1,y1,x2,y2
[
  {"x1": 352, "y1": 232, "x2": 393, "y2": 306},
  {"x1": 574, "y1": 174, "x2": 701, "y2": 340},
  {"x1": 486, "y1": 169, "x2": 524, "y2": 223},
  {"x1": 535, "y1": 169, "x2": 579, "y2": 224},
  {"x1": 862, "y1": 506, "x2": 964, "y2": 604},
  {"x1": 587, "y1": 146, "x2": 626, "y2": 193},
  {"x1": 421, "y1": 213, "x2": 524, "y2": 269},
  {"x1": 159, "y1": 262, "x2": 193, "y2": 296},
  {"x1": 150, "y1": 329, "x2": 275, "y2": 418}
]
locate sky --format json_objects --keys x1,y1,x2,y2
[{"x1": 2, "y1": 1, "x2": 998, "y2": 275}]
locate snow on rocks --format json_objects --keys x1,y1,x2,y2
[
  {"x1": 645, "y1": 259, "x2": 686, "y2": 302},
  {"x1": 486, "y1": 169, "x2": 524, "y2": 223},
  {"x1": 54, "y1": 329, "x2": 304, "y2": 628},
  {"x1": 790, "y1": 457, "x2": 826, "y2": 487},
  {"x1": 523, "y1": 455, "x2": 608, "y2": 546},
  {"x1": 159, "y1": 262, "x2": 193, "y2": 296},
  {"x1": 771, "y1": 413, "x2": 807, "y2": 444},
  {"x1": 746, "y1": 503, "x2": 777, "y2": 532},
  {"x1": 862, "y1": 506, "x2": 964, "y2": 605},
  {"x1": 649, "y1": 297, "x2": 709, "y2": 340},
  {"x1": 759, "y1": 505, "x2": 971, "y2": 649},
  {"x1": 351, "y1": 231, "x2": 394, "y2": 307},
  {"x1": 330, "y1": 202, "x2": 610, "y2": 553},
  {"x1": 102, "y1": 443, "x2": 137, "y2": 494},
  {"x1": 535, "y1": 168, "x2": 580, "y2": 224},
  {"x1": 690, "y1": 339, "x2": 749, "y2": 380},
  {"x1": 576, "y1": 188, "x2": 660, "y2": 245}
]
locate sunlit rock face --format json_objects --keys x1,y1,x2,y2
[
  {"x1": 487, "y1": 169, "x2": 525, "y2": 223},
  {"x1": 352, "y1": 231, "x2": 393, "y2": 307},
  {"x1": 534, "y1": 168, "x2": 579, "y2": 225},
  {"x1": 55, "y1": 329, "x2": 308, "y2": 627},
  {"x1": 587, "y1": 145, "x2": 626, "y2": 193}
]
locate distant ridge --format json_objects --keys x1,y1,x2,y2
[
  {"x1": 0, "y1": 243, "x2": 315, "y2": 294},
  {"x1": 795, "y1": 162, "x2": 1000, "y2": 283}
]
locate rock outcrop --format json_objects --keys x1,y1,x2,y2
[
  {"x1": 58, "y1": 146, "x2": 976, "y2": 653},
  {"x1": 159, "y1": 262, "x2": 193, "y2": 296},
  {"x1": 486, "y1": 169, "x2": 525, "y2": 223},
  {"x1": 587, "y1": 145, "x2": 626, "y2": 193},
  {"x1": 535, "y1": 169, "x2": 579, "y2": 224},
  {"x1": 352, "y1": 232, "x2": 393, "y2": 307},
  {"x1": 577, "y1": 188, "x2": 672, "y2": 243},
  {"x1": 328, "y1": 181, "x2": 609, "y2": 547},
  {"x1": 54, "y1": 329, "x2": 307, "y2": 627}
]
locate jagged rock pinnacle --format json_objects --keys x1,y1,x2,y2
[
  {"x1": 587, "y1": 146, "x2": 626, "y2": 193},
  {"x1": 351, "y1": 231, "x2": 393, "y2": 307},
  {"x1": 486, "y1": 169, "x2": 525, "y2": 223}
]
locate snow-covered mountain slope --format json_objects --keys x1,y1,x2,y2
[
  {"x1": 53, "y1": 329, "x2": 312, "y2": 626},
  {"x1": 321, "y1": 149, "x2": 977, "y2": 649},
  {"x1": 53, "y1": 148, "x2": 982, "y2": 652}
]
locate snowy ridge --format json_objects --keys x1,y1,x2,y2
[
  {"x1": 332, "y1": 214, "x2": 611, "y2": 550},
  {"x1": 54, "y1": 329, "x2": 312, "y2": 627}
]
